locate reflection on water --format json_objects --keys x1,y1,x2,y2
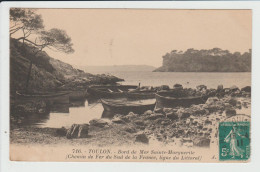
[
  {"x1": 30, "y1": 98, "x2": 155, "y2": 128},
  {"x1": 13, "y1": 111, "x2": 51, "y2": 128},
  {"x1": 15, "y1": 98, "x2": 105, "y2": 128},
  {"x1": 50, "y1": 104, "x2": 70, "y2": 113},
  {"x1": 38, "y1": 99, "x2": 104, "y2": 128}
]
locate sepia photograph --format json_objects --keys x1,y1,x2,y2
[{"x1": 8, "y1": 8, "x2": 251, "y2": 162}]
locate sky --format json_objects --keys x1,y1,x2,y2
[{"x1": 34, "y1": 9, "x2": 251, "y2": 67}]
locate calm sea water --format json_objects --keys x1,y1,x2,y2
[
  {"x1": 19, "y1": 72, "x2": 251, "y2": 128},
  {"x1": 102, "y1": 71, "x2": 251, "y2": 89}
]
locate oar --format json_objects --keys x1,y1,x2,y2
[{"x1": 89, "y1": 99, "x2": 101, "y2": 109}]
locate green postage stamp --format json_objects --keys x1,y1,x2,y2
[{"x1": 219, "y1": 122, "x2": 250, "y2": 161}]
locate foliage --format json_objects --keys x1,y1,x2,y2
[
  {"x1": 154, "y1": 48, "x2": 251, "y2": 72},
  {"x1": 10, "y1": 8, "x2": 74, "y2": 54},
  {"x1": 37, "y1": 28, "x2": 74, "y2": 53},
  {"x1": 10, "y1": 8, "x2": 44, "y2": 36}
]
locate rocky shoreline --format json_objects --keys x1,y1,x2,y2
[{"x1": 10, "y1": 85, "x2": 251, "y2": 148}]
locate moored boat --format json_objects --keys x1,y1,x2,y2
[
  {"x1": 87, "y1": 85, "x2": 138, "y2": 98},
  {"x1": 100, "y1": 98, "x2": 156, "y2": 115},
  {"x1": 68, "y1": 90, "x2": 87, "y2": 101},
  {"x1": 155, "y1": 90, "x2": 208, "y2": 109},
  {"x1": 16, "y1": 91, "x2": 70, "y2": 104}
]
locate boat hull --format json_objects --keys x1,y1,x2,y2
[
  {"x1": 68, "y1": 90, "x2": 87, "y2": 101},
  {"x1": 126, "y1": 91, "x2": 155, "y2": 99},
  {"x1": 16, "y1": 91, "x2": 70, "y2": 104},
  {"x1": 101, "y1": 99, "x2": 155, "y2": 115},
  {"x1": 155, "y1": 91, "x2": 208, "y2": 109}
]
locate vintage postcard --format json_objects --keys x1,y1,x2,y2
[{"x1": 8, "y1": 8, "x2": 251, "y2": 162}]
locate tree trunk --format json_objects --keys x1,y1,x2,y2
[
  {"x1": 25, "y1": 49, "x2": 42, "y2": 93},
  {"x1": 25, "y1": 60, "x2": 33, "y2": 93}
]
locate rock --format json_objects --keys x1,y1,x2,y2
[
  {"x1": 179, "y1": 112, "x2": 191, "y2": 119},
  {"x1": 189, "y1": 104, "x2": 209, "y2": 116},
  {"x1": 160, "y1": 85, "x2": 170, "y2": 91},
  {"x1": 89, "y1": 118, "x2": 108, "y2": 128},
  {"x1": 119, "y1": 115, "x2": 131, "y2": 123},
  {"x1": 173, "y1": 84, "x2": 183, "y2": 90},
  {"x1": 230, "y1": 85, "x2": 239, "y2": 92},
  {"x1": 154, "y1": 108, "x2": 164, "y2": 113},
  {"x1": 144, "y1": 110, "x2": 153, "y2": 116},
  {"x1": 137, "y1": 126, "x2": 145, "y2": 130},
  {"x1": 242, "y1": 102, "x2": 249, "y2": 108},
  {"x1": 146, "y1": 113, "x2": 164, "y2": 120},
  {"x1": 236, "y1": 101, "x2": 242, "y2": 109},
  {"x1": 161, "y1": 120, "x2": 171, "y2": 125},
  {"x1": 134, "y1": 120, "x2": 145, "y2": 126},
  {"x1": 196, "y1": 85, "x2": 207, "y2": 91},
  {"x1": 242, "y1": 92, "x2": 251, "y2": 98},
  {"x1": 228, "y1": 98, "x2": 238, "y2": 107},
  {"x1": 206, "y1": 97, "x2": 219, "y2": 104},
  {"x1": 225, "y1": 108, "x2": 236, "y2": 117},
  {"x1": 207, "y1": 89, "x2": 217, "y2": 97},
  {"x1": 78, "y1": 124, "x2": 89, "y2": 138},
  {"x1": 241, "y1": 86, "x2": 251, "y2": 93},
  {"x1": 112, "y1": 117, "x2": 125, "y2": 124},
  {"x1": 217, "y1": 85, "x2": 224, "y2": 91},
  {"x1": 193, "y1": 137, "x2": 210, "y2": 147},
  {"x1": 186, "y1": 119, "x2": 191, "y2": 125},
  {"x1": 224, "y1": 88, "x2": 231, "y2": 94},
  {"x1": 135, "y1": 133, "x2": 149, "y2": 144},
  {"x1": 197, "y1": 125, "x2": 203, "y2": 129},
  {"x1": 163, "y1": 108, "x2": 173, "y2": 114},
  {"x1": 204, "y1": 97, "x2": 225, "y2": 112},
  {"x1": 224, "y1": 103, "x2": 233, "y2": 109},
  {"x1": 124, "y1": 126, "x2": 136, "y2": 133},
  {"x1": 125, "y1": 112, "x2": 138, "y2": 121},
  {"x1": 166, "y1": 112, "x2": 179, "y2": 120},
  {"x1": 56, "y1": 127, "x2": 67, "y2": 136},
  {"x1": 230, "y1": 90, "x2": 241, "y2": 97},
  {"x1": 154, "y1": 118, "x2": 171, "y2": 125},
  {"x1": 153, "y1": 118, "x2": 164, "y2": 124},
  {"x1": 192, "y1": 121, "x2": 198, "y2": 126},
  {"x1": 177, "y1": 129, "x2": 184, "y2": 134},
  {"x1": 66, "y1": 124, "x2": 89, "y2": 139},
  {"x1": 66, "y1": 124, "x2": 80, "y2": 139},
  {"x1": 204, "y1": 119, "x2": 212, "y2": 125},
  {"x1": 202, "y1": 127, "x2": 208, "y2": 131}
]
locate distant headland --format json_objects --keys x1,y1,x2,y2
[{"x1": 154, "y1": 48, "x2": 251, "y2": 72}]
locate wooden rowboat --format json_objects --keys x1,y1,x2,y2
[
  {"x1": 68, "y1": 90, "x2": 87, "y2": 101},
  {"x1": 87, "y1": 85, "x2": 138, "y2": 98},
  {"x1": 16, "y1": 91, "x2": 70, "y2": 104},
  {"x1": 155, "y1": 90, "x2": 208, "y2": 109},
  {"x1": 101, "y1": 98, "x2": 156, "y2": 115}
]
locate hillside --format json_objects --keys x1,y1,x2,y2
[
  {"x1": 154, "y1": 48, "x2": 251, "y2": 72},
  {"x1": 10, "y1": 38, "x2": 123, "y2": 94},
  {"x1": 77, "y1": 65, "x2": 156, "y2": 74}
]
